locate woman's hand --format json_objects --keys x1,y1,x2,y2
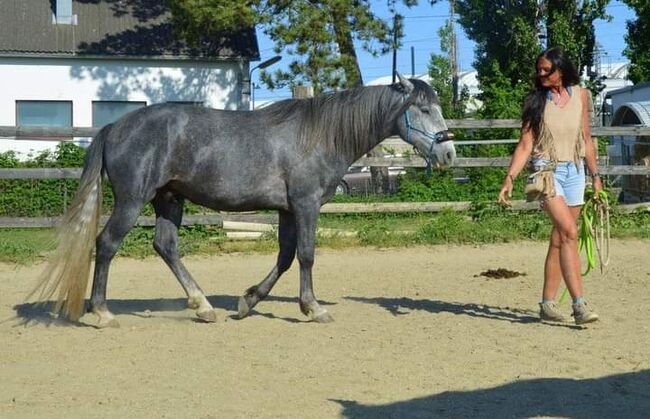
[
  {"x1": 498, "y1": 176, "x2": 514, "y2": 207},
  {"x1": 592, "y1": 175, "x2": 603, "y2": 196}
]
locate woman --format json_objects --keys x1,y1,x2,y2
[{"x1": 498, "y1": 47, "x2": 601, "y2": 325}]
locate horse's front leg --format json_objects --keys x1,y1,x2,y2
[{"x1": 295, "y1": 204, "x2": 334, "y2": 323}]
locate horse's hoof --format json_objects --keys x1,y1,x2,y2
[
  {"x1": 187, "y1": 296, "x2": 202, "y2": 310},
  {"x1": 310, "y1": 310, "x2": 334, "y2": 324},
  {"x1": 237, "y1": 296, "x2": 251, "y2": 319},
  {"x1": 97, "y1": 318, "x2": 120, "y2": 329},
  {"x1": 197, "y1": 309, "x2": 217, "y2": 323},
  {"x1": 93, "y1": 309, "x2": 119, "y2": 329}
]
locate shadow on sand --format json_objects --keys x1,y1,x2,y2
[
  {"x1": 345, "y1": 296, "x2": 581, "y2": 329},
  {"x1": 332, "y1": 369, "x2": 650, "y2": 418},
  {"x1": 10, "y1": 294, "x2": 335, "y2": 326}
]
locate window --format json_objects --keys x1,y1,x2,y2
[
  {"x1": 92, "y1": 101, "x2": 146, "y2": 127},
  {"x1": 16, "y1": 100, "x2": 72, "y2": 126}
]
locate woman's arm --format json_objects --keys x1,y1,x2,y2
[
  {"x1": 497, "y1": 125, "x2": 534, "y2": 205},
  {"x1": 581, "y1": 88, "x2": 603, "y2": 193}
]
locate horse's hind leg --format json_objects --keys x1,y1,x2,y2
[
  {"x1": 152, "y1": 191, "x2": 216, "y2": 323},
  {"x1": 238, "y1": 210, "x2": 297, "y2": 318},
  {"x1": 90, "y1": 199, "x2": 144, "y2": 328}
]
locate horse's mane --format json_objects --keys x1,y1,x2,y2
[{"x1": 262, "y1": 80, "x2": 435, "y2": 157}]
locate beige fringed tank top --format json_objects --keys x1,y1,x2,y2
[{"x1": 532, "y1": 85, "x2": 585, "y2": 165}]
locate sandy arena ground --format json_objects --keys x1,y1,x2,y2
[{"x1": 1, "y1": 239, "x2": 649, "y2": 418}]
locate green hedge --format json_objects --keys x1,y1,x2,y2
[
  {"x1": 0, "y1": 133, "x2": 609, "y2": 217},
  {"x1": 0, "y1": 143, "x2": 91, "y2": 217},
  {"x1": 0, "y1": 143, "x2": 209, "y2": 217}
]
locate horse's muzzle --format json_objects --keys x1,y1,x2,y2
[{"x1": 430, "y1": 131, "x2": 456, "y2": 167}]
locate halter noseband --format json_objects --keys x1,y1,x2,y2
[{"x1": 403, "y1": 110, "x2": 452, "y2": 146}]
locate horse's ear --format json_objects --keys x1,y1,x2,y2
[{"x1": 395, "y1": 72, "x2": 414, "y2": 94}]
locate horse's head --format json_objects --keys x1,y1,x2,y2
[{"x1": 393, "y1": 73, "x2": 456, "y2": 167}]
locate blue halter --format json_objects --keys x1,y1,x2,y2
[{"x1": 403, "y1": 109, "x2": 452, "y2": 172}]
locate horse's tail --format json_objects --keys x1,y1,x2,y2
[{"x1": 27, "y1": 124, "x2": 111, "y2": 321}]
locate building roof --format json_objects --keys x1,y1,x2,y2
[
  {"x1": 0, "y1": 0, "x2": 259, "y2": 61},
  {"x1": 611, "y1": 101, "x2": 650, "y2": 126},
  {"x1": 605, "y1": 81, "x2": 650, "y2": 98}
]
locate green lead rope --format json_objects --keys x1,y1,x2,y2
[{"x1": 559, "y1": 189, "x2": 611, "y2": 303}]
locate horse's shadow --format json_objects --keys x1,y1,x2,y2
[
  {"x1": 10, "y1": 294, "x2": 336, "y2": 326},
  {"x1": 345, "y1": 296, "x2": 580, "y2": 329},
  {"x1": 332, "y1": 369, "x2": 650, "y2": 419}
]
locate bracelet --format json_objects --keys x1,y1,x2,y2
[{"x1": 591, "y1": 172, "x2": 601, "y2": 178}]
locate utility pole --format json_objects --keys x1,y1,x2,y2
[
  {"x1": 391, "y1": 14, "x2": 401, "y2": 83},
  {"x1": 449, "y1": 0, "x2": 459, "y2": 105},
  {"x1": 592, "y1": 42, "x2": 607, "y2": 126}
]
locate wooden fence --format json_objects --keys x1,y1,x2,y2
[{"x1": 1, "y1": 121, "x2": 649, "y2": 228}]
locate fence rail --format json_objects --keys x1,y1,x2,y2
[
  {"x1": 2, "y1": 122, "x2": 650, "y2": 137},
  {"x1": 1, "y1": 121, "x2": 649, "y2": 228},
  {"x1": 2, "y1": 159, "x2": 649, "y2": 178}
]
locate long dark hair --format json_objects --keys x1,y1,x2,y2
[{"x1": 521, "y1": 47, "x2": 581, "y2": 139}]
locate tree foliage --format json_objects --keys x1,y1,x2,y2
[
  {"x1": 455, "y1": 0, "x2": 541, "y2": 119},
  {"x1": 455, "y1": 0, "x2": 610, "y2": 119},
  {"x1": 260, "y1": 0, "x2": 393, "y2": 91},
  {"x1": 545, "y1": 0, "x2": 610, "y2": 88},
  {"x1": 166, "y1": 0, "x2": 259, "y2": 37},
  {"x1": 622, "y1": 0, "x2": 650, "y2": 83},
  {"x1": 167, "y1": 0, "x2": 432, "y2": 92}
]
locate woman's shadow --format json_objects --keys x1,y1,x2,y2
[{"x1": 345, "y1": 295, "x2": 581, "y2": 329}]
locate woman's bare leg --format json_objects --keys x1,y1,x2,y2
[
  {"x1": 543, "y1": 197, "x2": 584, "y2": 300},
  {"x1": 543, "y1": 204, "x2": 582, "y2": 301}
]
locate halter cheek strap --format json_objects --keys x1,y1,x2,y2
[
  {"x1": 403, "y1": 110, "x2": 452, "y2": 145},
  {"x1": 404, "y1": 110, "x2": 436, "y2": 158},
  {"x1": 403, "y1": 110, "x2": 453, "y2": 169}
]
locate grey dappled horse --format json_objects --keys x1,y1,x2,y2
[{"x1": 30, "y1": 73, "x2": 455, "y2": 327}]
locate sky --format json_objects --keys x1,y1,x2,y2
[{"x1": 251, "y1": 0, "x2": 635, "y2": 106}]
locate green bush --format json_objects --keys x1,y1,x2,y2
[
  {"x1": 0, "y1": 143, "x2": 206, "y2": 217},
  {"x1": 0, "y1": 144, "x2": 87, "y2": 217}
]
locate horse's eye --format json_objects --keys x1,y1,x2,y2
[{"x1": 420, "y1": 108, "x2": 430, "y2": 115}]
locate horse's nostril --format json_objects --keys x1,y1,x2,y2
[{"x1": 446, "y1": 151, "x2": 455, "y2": 162}]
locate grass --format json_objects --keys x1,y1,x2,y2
[{"x1": 2, "y1": 208, "x2": 649, "y2": 265}]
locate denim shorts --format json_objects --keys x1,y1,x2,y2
[{"x1": 531, "y1": 159, "x2": 585, "y2": 206}]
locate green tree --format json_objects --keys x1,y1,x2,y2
[
  {"x1": 261, "y1": 0, "x2": 396, "y2": 91},
  {"x1": 455, "y1": 1, "x2": 611, "y2": 117},
  {"x1": 456, "y1": 0, "x2": 541, "y2": 119},
  {"x1": 622, "y1": 0, "x2": 650, "y2": 83},
  {"x1": 167, "y1": 0, "x2": 428, "y2": 92},
  {"x1": 545, "y1": 0, "x2": 610, "y2": 92},
  {"x1": 166, "y1": 0, "x2": 258, "y2": 38}
]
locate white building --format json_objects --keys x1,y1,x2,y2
[
  {"x1": 603, "y1": 82, "x2": 650, "y2": 202},
  {"x1": 0, "y1": 0, "x2": 260, "y2": 158}
]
